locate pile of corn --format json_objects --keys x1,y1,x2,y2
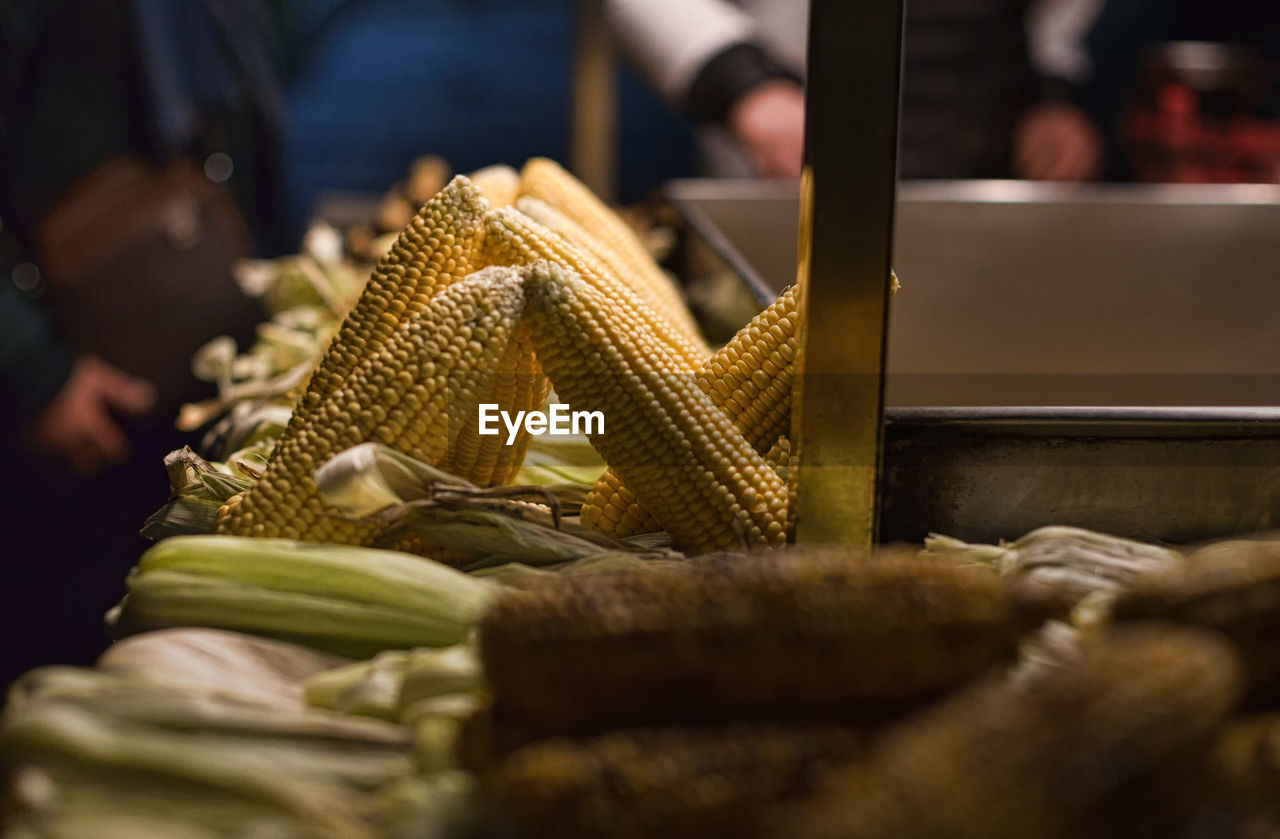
[{"x1": 7, "y1": 160, "x2": 1280, "y2": 839}]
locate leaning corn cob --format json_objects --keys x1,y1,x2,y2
[
  {"x1": 219, "y1": 268, "x2": 526, "y2": 542},
  {"x1": 478, "y1": 552, "x2": 1018, "y2": 738},
  {"x1": 515, "y1": 194, "x2": 705, "y2": 348},
  {"x1": 776, "y1": 624, "x2": 1244, "y2": 839},
  {"x1": 296, "y1": 176, "x2": 487, "y2": 425},
  {"x1": 521, "y1": 261, "x2": 787, "y2": 552},
  {"x1": 110, "y1": 536, "x2": 496, "y2": 659},
  {"x1": 1111, "y1": 537, "x2": 1280, "y2": 702},
  {"x1": 580, "y1": 285, "x2": 800, "y2": 537},
  {"x1": 482, "y1": 723, "x2": 867, "y2": 839},
  {"x1": 482, "y1": 206, "x2": 708, "y2": 371}
]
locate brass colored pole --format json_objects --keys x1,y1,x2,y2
[
  {"x1": 791, "y1": 0, "x2": 905, "y2": 547},
  {"x1": 570, "y1": 0, "x2": 618, "y2": 203}
]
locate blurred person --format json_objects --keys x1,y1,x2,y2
[
  {"x1": 277, "y1": 0, "x2": 696, "y2": 230},
  {"x1": 605, "y1": 0, "x2": 1104, "y2": 181},
  {"x1": 0, "y1": 0, "x2": 285, "y2": 685},
  {"x1": 1081, "y1": 0, "x2": 1280, "y2": 181}
]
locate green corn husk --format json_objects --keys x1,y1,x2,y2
[
  {"x1": 141, "y1": 449, "x2": 257, "y2": 540},
  {"x1": 305, "y1": 651, "x2": 409, "y2": 721},
  {"x1": 471, "y1": 553, "x2": 688, "y2": 588},
  {"x1": 107, "y1": 536, "x2": 496, "y2": 658},
  {"x1": 3, "y1": 703, "x2": 385, "y2": 839},
  {"x1": 96, "y1": 628, "x2": 348, "y2": 710},
  {"x1": 314, "y1": 442, "x2": 681, "y2": 568},
  {"x1": 922, "y1": 526, "x2": 1183, "y2": 618}
]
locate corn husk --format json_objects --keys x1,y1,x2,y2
[
  {"x1": 97, "y1": 628, "x2": 348, "y2": 710},
  {"x1": 107, "y1": 536, "x2": 496, "y2": 658}
]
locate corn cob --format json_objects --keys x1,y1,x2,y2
[
  {"x1": 578, "y1": 466, "x2": 662, "y2": 538},
  {"x1": 109, "y1": 535, "x2": 497, "y2": 659},
  {"x1": 775, "y1": 624, "x2": 1243, "y2": 839},
  {"x1": 482, "y1": 723, "x2": 867, "y2": 839},
  {"x1": 478, "y1": 552, "x2": 1018, "y2": 738},
  {"x1": 482, "y1": 206, "x2": 708, "y2": 371},
  {"x1": 468, "y1": 164, "x2": 520, "y2": 209},
  {"x1": 763, "y1": 435, "x2": 790, "y2": 480},
  {"x1": 579, "y1": 285, "x2": 799, "y2": 538},
  {"x1": 1111, "y1": 538, "x2": 1280, "y2": 702},
  {"x1": 514, "y1": 193, "x2": 705, "y2": 348},
  {"x1": 439, "y1": 316, "x2": 550, "y2": 486},
  {"x1": 219, "y1": 268, "x2": 527, "y2": 542},
  {"x1": 521, "y1": 261, "x2": 787, "y2": 553},
  {"x1": 296, "y1": 176, "x2": 487, "y2": 425}
]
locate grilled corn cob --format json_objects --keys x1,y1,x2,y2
[
  {"x1": 482, "y1": 724, "x2": 867, "y2": 839},
  {"x1": 776, "y1": 624, "x2": 1243, "y2": 839},
  {"x1": 296, "y1": 176, "x2": 487, "y2": 424},
  {"x1": 108, "y1": 536, "x2": 495, "y2": 659},
  {"x1": 478, "y1": 552, "x2": 1018, "y2": 737},
  {"x1": 1111, "y1": 537, "x2": 1280, "y2": 702},
  {"x1": 579, "y1": 285, "x2": 800, "y2": 537},
  {"x1": 219, "y1": 267, "x2": 526, "y2": 542},
  {"x1": 521, "y1": 261, "x2": 787, "y2": 553},
  {"x1": 514, "y1": 193, "x2": 704, "y2": 347},
  {"x1": 482, "y1": 206, "x2": 708, "y2": 371}
]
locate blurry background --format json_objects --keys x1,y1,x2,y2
[{"x1": 1, "y1": 0, "x2": 1277, "y2": 686}]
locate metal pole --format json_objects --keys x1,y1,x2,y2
[
  {"x1": 570, "y1": 0, "x2": 618, "y2": 203},
  {"x1": 791, "y1": 0, "x2": 905, "y2": 547}
]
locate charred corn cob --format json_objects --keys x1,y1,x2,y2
[
  {"x1": 108, "y1": 536, "x2": 495, "y2": 659},
  {"x1": 482, "y1": 724, "x2": 867, "y2": 839},
  {"x1": 579, "y1": 285, "x2": 799, "y2": 538},
  {"x1": 514, "y1": 193, "x2": 705, "y2": 348},
  {"x1": 296, "y1": 176, "x2": 487, "y2": 424},
  {"x1": 468, "y1": 164, "x2": 520, "y2": 209},
  {"x1": 776, "y1": 624, "x2": 1243, "y2": 839},
  {"x1": 1111, "y1": 538, "x2": 1280, "y2": 702},
  {"x1": 521, "y1": 261, "x2": 787, "y2": 553},
  {"x1": 219, "y1": 268, "x2": 526, "y2": 542},
  {"x1": 482, "y1": 206, "x2": 708, "y2": 371},
  {"x1": 478, "y1": 552, "x2": 1018, "y2": 738}
]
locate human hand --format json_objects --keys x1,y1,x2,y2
[
  {"x1": 1013, "y1": 102, "x2": 1104, "y2": 182},
  {"x1": 728, "y1": 80, "x2": 806, "y2": 179},
  {"x1": 29, "y1": 355, "x2": 156, "y2": 475}
]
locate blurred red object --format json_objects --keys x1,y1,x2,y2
[{"x1": 1124, "y1": 42, "x2": 1280, "y2": 183}]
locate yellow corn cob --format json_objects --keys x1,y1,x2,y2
[
  {"x1": 763, "y1": 435, "x2": 790, "y2": 480},
  {"x1": 578, "y1": 466, "x2": 662, "y2": 538},
  {"x1": 439, "y1": 317, "x2": 551, "y2": 487},
  {"x1": 482, "y1": 206, "x2": 708, "y2": 372},
  {"x1": 219, "y1": 268, "x2": 527, "y2": 543},
  {"x1": 468, "y1": 164, "x2": 520, "y2": 209},
  {"x1": 515, "y1": 194, "x2": 706, "y2": 350},
  {"x1": 296, "y1": 177, "x2": 488, "y2": 424},
  {"x1": 580, "y1": 286, "x2": 799, "y2": 536},
  {"x1": 522, "y1": 261, "x2": 787, "y2": 553},
  {"x1": 517, "y1": 159, "x2": 691, "y2": 329}
]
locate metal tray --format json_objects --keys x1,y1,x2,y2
[{"x1": 668, "y1": 180, "x2": 1280, "y2": 542}]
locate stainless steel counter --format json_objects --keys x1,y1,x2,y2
[{"x1": 669, "y1": 179, "x2": 1280, "y2": 407}]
